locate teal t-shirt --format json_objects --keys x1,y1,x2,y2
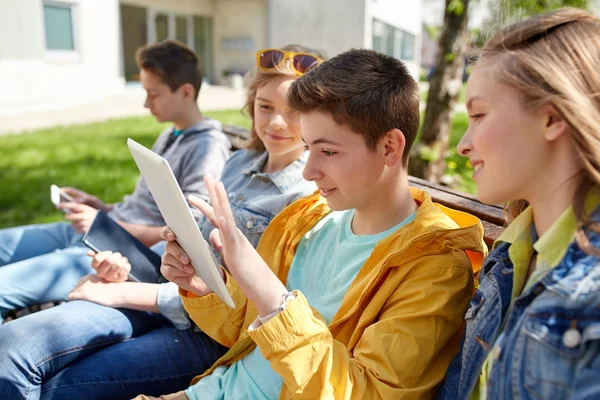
[{"x1": 186, "y1": 209, "x2": 416, "y2": 400}]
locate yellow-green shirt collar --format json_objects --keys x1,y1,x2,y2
[
  {"x1": 473, "y1": 189, "x2": 600, "y2": 400},
  {"x1": 498, "y1": 188, "x2": 600, "y2": 271}
]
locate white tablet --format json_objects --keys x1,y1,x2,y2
[{"x1": 127, "y1": 138, "x2": 235, "y2": 308}]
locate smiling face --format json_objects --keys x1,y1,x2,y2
[
  {"x1": 301, "y1": 111, "x2": 388, "y2": 211},
  {"x1": 253, "y1": 76, "x2": 306, "y2": 168},
  {"x1": 458, "y1": 64, "x2": 553, "y2": 205}
]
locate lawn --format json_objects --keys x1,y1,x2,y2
[{"x1": 0, "y1": 109, "x2": 473, "y2": 229}]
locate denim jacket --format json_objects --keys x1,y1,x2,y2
[
  {"x1": 438, "y1": 210, "x2": 600, "y2": 400},
  {"x1": 157, "y1": 149, "x2": 316, "y2": 329}
]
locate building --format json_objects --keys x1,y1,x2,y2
[{"x1": 0, "y1": 0, "x2": 422, "y2": 115}]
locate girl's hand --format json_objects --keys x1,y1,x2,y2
[
  {"x1": 60, "y1": 202, "x2": 98, "y2": 233},
  {"x1": 68, "y1": 275, "x2": 125, "y2": 307},
  {"x1": 61, "y1": 187, "x2": 109, "y2": 211},
  {"x1": 88, "y1": 250, "x2": 130, "y2": 282}
]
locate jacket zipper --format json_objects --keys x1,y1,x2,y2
[{"x1": 329, "y1": 232, "x2": 432, "y2": 330}]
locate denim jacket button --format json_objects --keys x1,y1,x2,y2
[
  {"x1": 562, "y1": 328, "x2": 582, "y2": 348},
  {"x1": 246, "y1": 220, "x2": 254, "y2": 229}
]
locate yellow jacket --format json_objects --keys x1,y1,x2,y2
[{"x1": 180, "y1": 188, "x2": 486, "y2": 399}]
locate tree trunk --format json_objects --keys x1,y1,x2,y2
[{"x1": 409, "y1": 0, "x2": 470, "y2": 183}]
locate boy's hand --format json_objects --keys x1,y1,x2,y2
[
  {"x1": 196, "y1": 174, "x2": 288, "y2": 316},
  {"x1": 88, "y1": 250, "x2": 130, "y2": 282},
  {"x1": 187, "y1": 195, "x2": 227, "y2": 268},
  {"x1": 160, "y1": 227, "x2": 218, "y2": 297},
  {"x1": 68, "y1": 275, "x2": 125, "y2": 307},
  {"x1": 60, "y1": 202, "x2": 98, "y2": 233},
  {"x1": 61, "y1": 187, "x2": 111, "y2": 212}
]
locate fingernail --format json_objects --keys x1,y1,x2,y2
[
  {"x1": 181, "y1": 255, "x2": 189, "y2": 264},
  {"x1": 186, "y1": 266, "x2": 194, "y2": 274}
]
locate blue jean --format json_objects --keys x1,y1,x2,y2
[
  {"x1": 0, "y1": 222, "x2": 94, "y2": 321},
  {"x1": 0, "y1": 300, "x2": 228, "y2": 400}
]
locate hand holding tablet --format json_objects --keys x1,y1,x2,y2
[{"x1": 127, "y1": 138, "x2": 235, "y2": 308}]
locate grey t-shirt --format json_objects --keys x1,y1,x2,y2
[{"x1": 109, "y1": 118, "x2": 231, "y2": 226}]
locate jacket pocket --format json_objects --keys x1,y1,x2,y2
[
  {"x1": 233, "y1": 204, "x2": 272, "y2": 248},
  {"x1": 523, "y1": 309, "x2": 600, "y2": 399}
]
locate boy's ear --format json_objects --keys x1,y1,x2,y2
[
  {"x1": 180, "y1": 83, "x2": 196, "y2": 101},
  {"x1": 542, "y1": 104, "x2": 568, "y2": 142},
  {"x1": 381, "y1": 128, "x2": 406, "y2": 167}
]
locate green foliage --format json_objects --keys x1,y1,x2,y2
[
  {"x1": 447, "y1": 0, "x2": 466, "y2": 15},
  {"x1": 442, "y1": 113, "x2": 477, "y2": 193},
  {"x1": 508, "y1": 0, "x2": 588, "y2": 14},
  {"x1": 411, "y1": 112, "x2": 475, "y2": 193},
  {"x1": 486, "y1": 0, "x2": 589, "y2": 31},
  {"x1": 425, "y1": 25, "x2": 441, "y2": 40}
]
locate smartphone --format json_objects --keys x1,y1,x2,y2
[{"x1": 50, "y1": 184, "x2": 75, "y2": 213}]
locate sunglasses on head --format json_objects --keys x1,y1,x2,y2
[{"x1": 256, "y1": 49, "x2": 324, "y2": 76}]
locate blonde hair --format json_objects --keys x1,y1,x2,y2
[
  {"x1": 243, "y1": 45, "x2": 327, "y2": 151},
  {"x1": 477, "y1": 7, "x2": 600, "y2": 253}
]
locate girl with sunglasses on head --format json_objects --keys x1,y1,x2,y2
[
  {"x1": 437, "y1": 8, "x2": 600, "y2": 400},
  {"x1": 0, "y1": 45, "x2": 324, "y2": 400}
]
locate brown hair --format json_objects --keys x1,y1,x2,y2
[
  {"x1": 243, "y1": 45, "x2": 327, "y2": 151},
  {"x1": 287, "y1": 48, "x2": 420, "y2": 164},
  {"x1": 136, "y1": 40, "x2": 203, "y2": 100},
  {"x1": 479, "y1": 8, "x2": 600, "y2": 253}
]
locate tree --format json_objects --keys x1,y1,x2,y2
[
  {"x1": 410, "y1": 0, "x2": 590, "y2": 184},
  {"x1": 487, "y1": 0, "x2": 589, "y2": 27},
  {"x1": 409, "y1": 0, "x2": 470, "y2": 183}
]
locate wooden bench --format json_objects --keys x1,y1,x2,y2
[
  {"x1": 408, "y1": 176, "x2": 505, "y2": 248},
  {"x1": 4, "y1": 126, "x2": 505, "y2": 323}
]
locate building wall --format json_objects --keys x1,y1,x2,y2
[
  {"x1": 0, "y1": 0, "x2": 123, "y2": 115},
  {"x1": 122, "y1": 0, "x2": 266, "y2": 85},
  {"x1": 267, "y1": 0, "x2": 421, "y2": 79},
  {"x1": 213, "y1": 0, "x2": 267, "y2": 84},
  {"x1": 120, "y1": 0, "x2": 214, "y2": 15},
  {"x1": 267, "y1": 0, "x2": 365, "y2": 58},
  {"x1": 365, "y1": 0, "x2": 423, "y2": 78}
]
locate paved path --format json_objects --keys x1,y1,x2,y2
[{"x1": 0, "y1": 85, "x2": 246, "y2": 136}]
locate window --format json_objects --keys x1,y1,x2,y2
[
  {"x1": 142, "y1": 10, "x2": 215, "y2": 82},
  {"x1": 176, "y1": 16, "x2": 188, "y2": 45},
  {"x1": 401, "y1": 32, "x2": 416, "y2": 60},
  {"x1": 43, "y1": 2, "x2": 75, "y2": 51},
  {"x1": 372, "y1": 19, "x2": 416, "y2": 61},
  {"x1": 372, "y1": 20, "x2": 385, "y2": 54},
  {"x1": 155, "y1": 13, "x2": 169, "y2": 42}
]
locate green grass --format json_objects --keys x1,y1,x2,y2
[
  {"x1": 441, "y1": 113, "x2": 476, "y2": 194},
  {"x1": 0, "y1": 109, "x2": 473, "y2": 229},
  {"x1": 0, "y1": 110, "x2": 251, "y2": 229}
]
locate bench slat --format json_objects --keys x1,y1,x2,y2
[{"x1": 408, "y1": 176, "x2": 505, "y2": 248}]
